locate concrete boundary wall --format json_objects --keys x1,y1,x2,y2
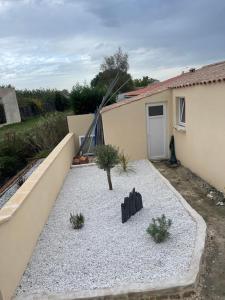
[
  {"x1": 0, "y1": 88, "x2": 21, "y2": 126},
  {"x1": 0, "y1": 133, "x2": 75, "y2": 300}
]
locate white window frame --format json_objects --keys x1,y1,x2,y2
[
  {"x1": 79, "y1": 135, "x2": 95, "y2": 155},
  {"x1": 177, "y1": 97, "x2": 186, "y2": 127}
]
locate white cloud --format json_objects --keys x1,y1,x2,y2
[{"x1": 0, "y1": 0, "x2": 224, "y2": 89}]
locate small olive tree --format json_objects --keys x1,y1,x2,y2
[{"x1": 95, "y1": 144, "x2": 119, "y2": 190}]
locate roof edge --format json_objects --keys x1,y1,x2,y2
[
  {"x1": 101, "y1": 87, "x2": 169, "y2": 114},
  {"x1": 170, "y1": 77, "x2": 225, "y2": 89}
]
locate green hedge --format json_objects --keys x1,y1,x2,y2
[{"x1": 0, "y1": 112, "x2": 68, "y2": 185}]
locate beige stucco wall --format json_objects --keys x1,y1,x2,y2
[
  {"x1": 101, "y1": 90, "x2": 173, "y2": 160},
  {"x1": 1, "y1": 89, "x2": 21, "y2": 125},
  {"x1": 67, "y1": 114, "x2": 94, "y2": 154},
  {"x1": 0, "y1": 133, "x2": 75, "y2": 300},
  {"x1": 173, "y1": 83, "x2": 225, "y2": 191}
]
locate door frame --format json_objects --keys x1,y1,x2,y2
[{"x1": 146, "y1": 102, "x2": 169, "y2": 160}]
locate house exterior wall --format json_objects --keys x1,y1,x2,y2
[
  {"x1": 173, "y1": 83, "x2": 225, "y2": 191},
  {"x1": 1, "y1": 89, "x2": 21, "y2": 125},
  {"x1": 0, "y1": 133, "x2": 75, "y2": 300},
  {"x1": 101, "y1": 90, "x2": 173, "y2": 160},
  {"x1": 67, "y1": 114, "x2": 94, "y2": 154}
]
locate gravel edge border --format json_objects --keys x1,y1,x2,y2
[{"x1": 15, "y1": 160, "x2": 207, "y2": 300}]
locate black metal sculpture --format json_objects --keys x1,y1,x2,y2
[
  {"x1": 169, "y1": 135, "x2": 178, "y2": 165},
  {"x1": 121, "y1": 188, "x2": 143, "y2": 223}
]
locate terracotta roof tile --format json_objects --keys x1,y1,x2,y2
[
  {"x1": 123, "y1": 82, "x2": 161, "y2": 97},
  {"x1": 101, "y1": 60, "x2": 225, "y2": 113},
  {"x1": 170, "y1": 60, "x2": 225, "y2": 88}
]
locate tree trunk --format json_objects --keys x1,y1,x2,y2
[{"x1": 106, "y1": 169, "x2": 113, "y2": 190}]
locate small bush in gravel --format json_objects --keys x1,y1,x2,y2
[
  {"x1": 146, "y1": 214, "x2": 172, "y2": 243},
  {"x1": 70, "y1": 213, "x2": 85, "y2": 229},
  {"x1": 95, "y1": 144, "x2": 119, "y2": 190},
  {"x1": 117, "y1": 152, "x2": 135, "y2": 174}
]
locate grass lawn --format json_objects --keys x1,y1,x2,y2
[{"x1": 0, "y1": 110, "x2": 73, "y2": 142}]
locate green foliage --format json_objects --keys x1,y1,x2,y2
[
  {"x1": 91, "y1": 70, "x2": 133, "y2": 93},
  {"x1": 146, "y1": 214, "x2": 172, "y2": 243},
  {"x1": 32, "y1": 149, "x2": 51, "y2": 159},
  {"x1": 117, "y1": 152, "x2": 135, "y2": 174},
  {"x1": 0, "y1": 112, "x2": 68, "y2": 184},
  {"x1": 70, "y1": 213, "x2": 85, "y2": 229},
  {"x1": 70, "y1": 84, "x2": 111, "y2": 115},
  {"x1": 0, "y1": 84, "x2": 14, "y2": 88},
  {"x1": 16, "y1": 88, "x2": 71, "y2": 119},
  {"x1": 101, "y1": 47, "x2": 129, "y2": 73},
  {"x1": 91, "y1": 47, "x2": 134, "y2": 93},
  {"x1": 0, "y1": 156, "x2": 25, "y2": 180},
  {"x1": 54, "y1": 91, "x2": 69, "y2": 112},
  {"x1": 0, "y1": 129, "x2": 27, "y2": 181},
  {"x1": 95, "y1": 144, "x2": 119, "y2": 190},
  {"x1": 23, "y1": 113, "x2": 68, "y2": 153},
  {"x1": 16, "y1": 88, "x2": 57, "y2": 104},
  {"x1": 0, "y1": 132, "x2": 30, "y2": 165},
  {"x1": 95, "y1": 145, "x2": 119, "y2": 170},
  {"x1": 133, "y1": 76, "x2": 158, "y2": 88}
]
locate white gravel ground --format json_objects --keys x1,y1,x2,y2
[
  {"x1": 16, "y1": 160, "x2": 197, "y2": 297},
  {"x1": 0, "y1": 159, "x2": 43, "y2": 209}
]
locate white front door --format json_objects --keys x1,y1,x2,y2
[{"x1": 147, "y1": 103, "x2": 167, "y2": 160}]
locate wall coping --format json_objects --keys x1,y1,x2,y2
[
  {"x1": 0, "y1": 133, "x2": 74, "y2": 225},
  {"x1": 70, "y1": 163, "x2": 96, "y2": 168}
]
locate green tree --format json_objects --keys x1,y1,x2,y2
[
  {"x1": 95, "y1": 145, "x2": 119, "y2": 190},
  {"x1": 70, "y1": 84, "x2": 115, "y2": 115},
  {"x1": 101, "y1": 47, "x2": 129, "y2": 73},
  {"x1": 133, "y1": 76, "x2": 158, "y2": 87},
  {"x1": 16, "y1": 88, "x2": 60, "y2": 119},
  {"x1": 91, "y1": 48, "x2": 134, "y2": 93},
  {"x1": 54, "y1": 91, "x2": 69, "y2": 112}
]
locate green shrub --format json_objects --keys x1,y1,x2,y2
[
  {"x1": 0, "y1": 156, "x2": 25, "y2": 179},
  {"x1": 70, "y1": 213, "x2": 85, "y2": 229},
  {"x1": 146, "y1": 214, "x2": 172, "y2": 243},
  {"x1": 117, "y1": 152, "x2": 135, "y2": 174},
  {"x1": 70, "y1": 84, "x2": 107, "y2": 115},
  {"x1": 17, "y1": 88, "x2": 59, "y2": 118},
  {"x1": 95, "y1": 144, "x2": 119, "y2": 190},
  {"x1": 32, "y1": 149, "x2": 51, "y2": 159},
  {"x1": 55, "y1": 92, "x2": 69, "y2": 112},
  {"x1": 24, "y1": 113, "x2": 68, "y2": 152},
  {"x1": 0, "y1": 132, "x2": 28, "y2": 180},
  {"x1": 2, "y1": 132, "x2": 32, "y2": 160},
  {"x1": 0, "y1": 112, "x2": 68, "y2": 184}
]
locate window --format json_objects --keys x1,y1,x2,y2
[
  {"x1": 79, "y1": 135, "x2": 95, "y2": 155},
  {"x1": 177, "y1": 97, "x2": 186, "y2": 126},
  {"x1": 148, "y1": 105, "x2": 163, "y2": 117}
]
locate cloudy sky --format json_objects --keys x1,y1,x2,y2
[{"x1": 0, "y1": 0, "x2": 225, "y2": 90}]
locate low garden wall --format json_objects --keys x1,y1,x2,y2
[
  {"x1": 67, "y1": 114, "x2": 94, "y2": 154},
  {"x1": 0, "y1": 133, "x2": 75, "y2": 300}
]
